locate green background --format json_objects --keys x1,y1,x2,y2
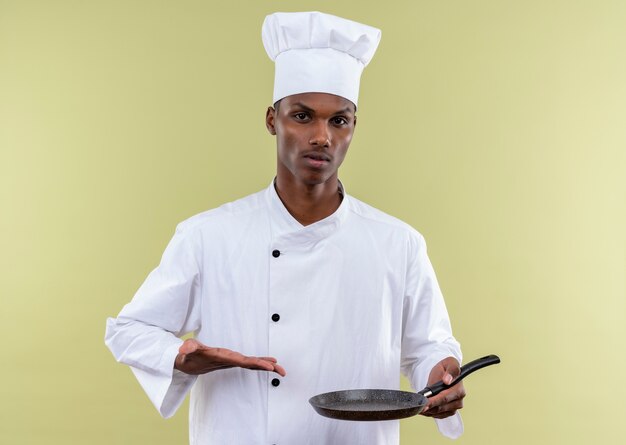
[{"x1": 1, "y1": 0, "x2": 625, "y2": 443}]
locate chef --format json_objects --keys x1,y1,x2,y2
[{"x1": 105, "y1": 11, "x2": 465, "y2": 445}]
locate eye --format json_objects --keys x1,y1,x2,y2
[
  {"x1": 331, "y1": 116, "x2": 349, "y2": 126},
  {"x1": 293, "y1": 112, "x2": 310, "y2": 121}
]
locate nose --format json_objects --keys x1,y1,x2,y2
[{"x1": 308, "y1": 121, "x2": 330, "y2": 148}]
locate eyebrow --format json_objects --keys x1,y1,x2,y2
[
  {"x1": 290, "y1": 102, "x2": 355, "y2": 115},
  {"x1": 290, "y1": 102, "x2": 315, "y2": 112}
]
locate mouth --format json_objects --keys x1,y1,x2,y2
[
  {"x1": 304, "y1": 152, "x2": 331, "y2": 161},
  {"x1": 303, "y1": 153, "x2": 331, "y2": 168}
]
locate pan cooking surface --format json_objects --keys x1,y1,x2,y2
[
  {"x1": 323, "y1": 400, "x2": 416, "y2": 411},
  {"x1": 310, "y1": 389, "x2": 425, "y2": 421}
]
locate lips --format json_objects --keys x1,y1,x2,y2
[
  {"x1": 303, "y1": 152, "x2": 331, "y2": 169},
  {"x1": 303, "y1": 152, "x2": 331, "y2": 162}
]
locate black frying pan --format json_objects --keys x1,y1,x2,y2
[{"x1": 309, "y1": 354, "x2": 500, "y2": 421}]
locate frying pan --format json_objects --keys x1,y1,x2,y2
[{"x1": 309, "y1": 354, "x2": 500, "y2": 421}]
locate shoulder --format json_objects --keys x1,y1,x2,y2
[
  {"x1": 346, "y1": 195, "x2": 425, "y2": 242},
  {"x1": 174, "y1": 188, "x2": 268, "y2": 236},
  {"x1": 345, "y1": 195, "x2": 429, "y2": 262}
]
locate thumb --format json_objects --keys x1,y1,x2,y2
[
  {"x1": 443, "y1": 359, "x2": 461, "y2": 385},
  {"x1": 178, "y1": 338, "x2": 201, "y2": 355}
]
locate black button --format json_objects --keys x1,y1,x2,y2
[
  {"x1": 271, "y1": 313, "x2": 280, "y2": 322},
  {"x1": 271, "y1": 378, "x2": 280, "y2": 387},
  {"x1": 272, "y1": 249, "x2": 280, "y2": 258}
]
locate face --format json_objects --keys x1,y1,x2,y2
[{"x1": 266, "y1": 92, "x2": 357, "y2": 188}]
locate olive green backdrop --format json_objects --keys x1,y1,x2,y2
[{"x1": 1, "y1": 0, "x2": 624, "y2": 443}]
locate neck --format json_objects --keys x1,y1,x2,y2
[{"x1": 274, "y1": 176, "x2": 343, "y2": 226}]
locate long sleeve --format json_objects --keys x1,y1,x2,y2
[
  {"x1": 400, "y1": 231, "x2": 464, "y2": 439},
  {"x1": 105, "y1": 224, "x2": 203, "y2": 418}
]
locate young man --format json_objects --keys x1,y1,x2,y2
[{"x1": 106, "y1": 11, "x2": 465, "y2": 444}]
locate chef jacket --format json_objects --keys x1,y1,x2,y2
[{"x1": 105, "y1": 181, "x2": 463, "y2": 444}]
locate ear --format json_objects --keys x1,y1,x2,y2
[
  {"x1": 354, "y1": 114, "x2": 357, "y2": 128},
  {"x1": 266, "y1": 107, "x2": 276, "y2": 135}
]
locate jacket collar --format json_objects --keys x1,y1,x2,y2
[{"x1": 265, "y1": 179, "x2": 350, "y2": 244}]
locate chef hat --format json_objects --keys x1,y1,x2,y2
[{"x1": 262, "y1": 11, "x2": 381, "y2": 107}]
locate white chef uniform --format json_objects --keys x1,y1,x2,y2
[{"x1": 105, "y1": 181, "x2": 463, "y2": 444}]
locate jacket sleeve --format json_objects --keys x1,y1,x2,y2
[
  {"x1": 400, "y1": 231, "x2": 464, "y2": 439},
  {"x1": 104, "y1": 223, "x2": 203, "y2": 418}
]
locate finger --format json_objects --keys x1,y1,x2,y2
[
  {"x1": 247, "y1": 357, "x2": 286, "y2": 376},
  {"x1": 422, "y1": 399, "x2": 464, "y2": 418},
  {"x1": 223, "y1": 352, "x2": 283, "y2": 373},
  {"x1": 425, "y1": 386, "x2": 465, "y2": 411},
  {"x1": 272, "y1": 362, "x2": 287, "y2": 377},
  {"x1": 191, "y1": 347, "x2": 286, "y2": 375},
  {"x1": 422, "y1": 387, "x2": 465, "y2": 418},
  {"x1": 243, "y1": 359, "x2": 285, "y2": 376},
  {"x1": 238, "y1": 356, "x2": 275, "y2": 370},
  {"x1": 430, "y1": 398, "x2": 464, "y2": 419}
]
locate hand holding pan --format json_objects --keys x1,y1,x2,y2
[{"x1": 309, "y1": 354, "x2": 500, "y2": 421}]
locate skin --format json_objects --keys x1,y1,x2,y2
[
  {"x1": 174, "y1": 92, "x2": 465, "y2": 419},
  {"x1": 174, "y1": 338, "x2": 286, "y2": 377},
  {"x1": 266, "y1": 92, "x2": 357, "y2": 225},
  {"x1": 421, "y1": 357, "x2": 466, "y2": 419}
]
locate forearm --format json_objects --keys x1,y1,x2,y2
[
  {"x1": 105, "y1": 316, "x2": 197, "y2": 417},
  {"x1": 105, "y1": 316, "x2": 183, "y2": 373}
]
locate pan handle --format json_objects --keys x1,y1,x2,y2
[{"x1": 417, "y1": 354, "x2": 501, "y2": 398}]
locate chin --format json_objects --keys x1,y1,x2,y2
[{"x1": 299, "y1": 170, "x2": 334, "y2": 184}]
